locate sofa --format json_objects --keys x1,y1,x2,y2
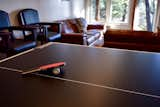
[
  {"x1": 51, "y1": 18, "x2": 105, "y2": 46},
  {"x1": 104, "y1": 30, "x2": 160, "y2": 52}
]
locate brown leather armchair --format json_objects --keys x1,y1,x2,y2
[
  {"x1": 52, "y1": 18, "x2": 105, "y2": 46},
  {"x1": 0, "y1": 10, "x2": 38, "y2": 56}
]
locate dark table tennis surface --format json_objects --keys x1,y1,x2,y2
[{"x1": 0, "y1": 42, "x2": 160, "y2": 107}]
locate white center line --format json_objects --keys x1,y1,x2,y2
[
  {"x1": 0, "y1": 66, "x2": 23, "y2": 72},
  {"x1": 34, "y1": 73, "x2": 160, "y2": 99}
]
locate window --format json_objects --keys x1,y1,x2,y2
[
  {"x1": 109, "y1": 0, "x2": 130, "y2": 23},
  {"x1": 87, "y1": 0, "x2": 159, "y2": 31},
  {"x1": 90, "y1": 0, "x2": 107, "y2": 23},
  {"x1": 133, "y1": 0, "x2": 158, "y2": 31},
  {"x1": 88, "y1": 0, "x2": 133, "y2": 29}
]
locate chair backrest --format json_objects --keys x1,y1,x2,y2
[
  {"x1": 18, "y1": 9, "x2": 40, "y2": 25},
  {"x1": 0, "y1": 10, "x2": 11, "y2": 29}
]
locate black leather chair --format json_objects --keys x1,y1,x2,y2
[
  {"x1": 0, "y1": 10, "x2": 38, "y2": 56},
  {"x1": 18, "y1": 8, "x2": 61, "y2": 44}
]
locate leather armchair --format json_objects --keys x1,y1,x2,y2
[
  {"x1": 0, "y1": 10, "x2": 37, "y2": 56},
  {"x1": 18, "y1": 8, "x2": 61, "y2": 44},
  {"x1": 53, "y1": 18, "x2": 105, "y2": 46}
]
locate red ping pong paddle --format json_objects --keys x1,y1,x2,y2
[
  {"x1": 22, "y1": 62, "x2": 66, "y2": 75},
  {"x1": 40, "y1": 62, "x2": 66, "y2": 70}
]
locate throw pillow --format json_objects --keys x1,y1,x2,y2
[{"x1": 75, "y1": 18, "x2": 87, "y2": 33}]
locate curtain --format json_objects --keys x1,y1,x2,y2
[{"x1": 155, "y1": 0, "x2": 160, "y2": 32}]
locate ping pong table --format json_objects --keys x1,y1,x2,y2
[{"x1": 0, "y1": 42, "x2": 160, "y2": 107}]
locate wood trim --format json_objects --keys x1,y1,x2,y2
[
  {"x1": 131, "y1": 0, "x2": 137, "y2": 31},
  {"x1": 95, "y1": 0, "x2": 100, "y2": 21}
]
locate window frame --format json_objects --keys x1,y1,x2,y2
[{"x1": 85, "y1": 0, "x2": 160, "y2": 31}]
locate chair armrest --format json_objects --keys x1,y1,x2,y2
[
  {"x1": 87, "y1": 24, "x2": 104, "y2": 30},
  {"x1": 31, "y1": 22, "x2": 62, "y2": 33},
  {"x1": 8, "y1": 26, "x2": 38, "y2": 41},
  {"x1": 62, "y1": 33, "x2": 83, "y2": 36},
  {"x1": 0, "y1": 27, "x2": 11, "y2": 30},
  {"x1": 38, "y1": 22, "x2": 62, "y2": 26},
  {"x1": 36, "y1": 22, "x2": 62, "y2": 33},
  {"x1": 0, "y1": 32, "x2": 12, "y2": 36},
  {"x1": 8, "y1": 26, "x2": 38, "y2": 31}
]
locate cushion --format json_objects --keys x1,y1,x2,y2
[
  {"x1": 13, "y1": 39, "x2": 36, "y2": 53},
  {"x1": 75, "y1": 18, "x2": 87, "y2": 33},
  {"x1": 62, "y1": 20, "x2": 74, "y2": 33},
  {"x1": 67, "y1": 19, "x2": 79, "y2": 33},
  {"x1": 0, "y1": 10, "x2": 11, "y2": 28},
  {"x1": 20, "y1": 9, "x2": 40, "y2": 25}
]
